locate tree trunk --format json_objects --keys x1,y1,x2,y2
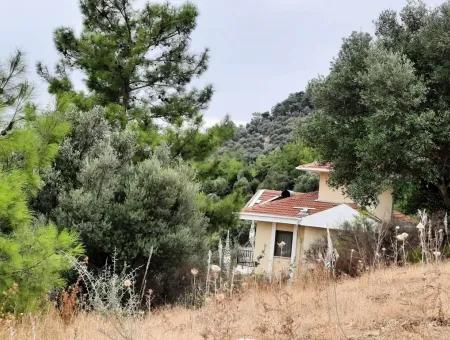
[{"x1": 437, "y1": 181, "x2": 450, "y2": 210}]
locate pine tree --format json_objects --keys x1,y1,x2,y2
[
  {"x1": 0, "y1": 52, "x2": 82, "y2": 314},
  {"x1": 38, "y1": 0, "x2": 212, "y2": 125}
]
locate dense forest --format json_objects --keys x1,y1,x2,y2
[
  {"x1": 221, "y1": 91, "x2": 312, "y2": 161},
  {"x1": 1, "y1": 0, "x2": 450, "y2": 315},
  {"x1": 195, "y1": 91, "x2": 318, "y2": 242}
]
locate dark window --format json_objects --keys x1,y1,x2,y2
[{"x1": 274, "y1": 230, "x2": 293, "y2": 257}]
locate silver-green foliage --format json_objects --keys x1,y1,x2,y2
[
  {"x1": 302, "y1": 1, "x2": 450, "y2": 211},
  {"x1": 51, "y1": 107, "x2": 207, "y2": 300},
  {"x1": 72, "y1": 254, "x2": 140, "y2": 316}
]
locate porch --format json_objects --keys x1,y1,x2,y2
[{"x1": 237, "y1": 220, "x2": 328, "y2": 279}]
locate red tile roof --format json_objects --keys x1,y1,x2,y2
[
  {"x1": 242, "y1": 190, "x2": 356, "y2": 218},
  {"x1": 242, "y1": 189, "x2": 415, "y2": 224}
]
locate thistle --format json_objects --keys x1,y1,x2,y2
[
  {"x1": 206, "y1": 250, "x2": 212, "y2": 295},
  {"x1": 349, "y1": 248, "x2": 355, "y2": 273},
  {"x1": 218, "y1": 239, "x2": 223, "y2": 270},
  {"x1": 249, "y1": 221, "x2": 256, "y2": 248},
  {"x1": 396, "y1": 232, "x2": 408, "y2": 264},
  {"x1": 211, "y1": 264, "x2": 221, "y2": 295},
  {"x1": 396, "y1": 232, "x2": 409, "y2": 242},
  {"x1": 190, "y1": 267, "x2": 199, "y2": 291},
  {"x1": 418, "y1": 209, "x2": 428, "y2": 226},
  {"x1": 277, "y1": 241, "x2": 286, "y2": 257},
  {"x1": 211, "y1": 264, "x2": 221, "y2": 274},
  {"x1": 325, "y1": 229, "x2": 338, "y2": 275},
  {"x1": 223, "y1": 230, "x2": 231, "y2": 275},
  {"x1": 394, "y1": 226, "x2": 400, "y2": 264},
  {"x1": 444, "y1": 212, "x2": 448, "y2": 235}
]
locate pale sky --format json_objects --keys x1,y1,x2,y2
[{"x1": 0, "y1": 0, "x2": 445, "y2": 126}]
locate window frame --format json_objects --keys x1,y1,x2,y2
[{"x1": 273, "y1": 230, "x2": 293, "y2": 258}]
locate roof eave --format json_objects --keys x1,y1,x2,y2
[
  {"x1": 296, "y1": 165, "x2": 331, "y2": 173},
  {"x1": 239, "y1": 212, "x2": 301, "y2": 225},
  {"x1": 239, "y1": 212, "x2": 346, "y2": 230}
]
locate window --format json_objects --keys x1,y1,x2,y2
[{"x1": 274, "y1": 230, "x2": 293, "y2": 257}]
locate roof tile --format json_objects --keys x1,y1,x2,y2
[
  {"x1": 242, "y1": 190, "x2": 355, "y2": 217},
  {"x1": 242, "y1": 189, "x2": 414, "y2": 224}
]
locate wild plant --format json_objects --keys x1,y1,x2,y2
[
  {"x1": 419, "y1": 257, "x2": 446, "y2": 325},
  {"x1": 218, "y1": 239, "x2": 223, "y2": 270},
  {"x1": 372, "y1": 222, "x2": 389, "y2": 269},
  {"x1": 138, "y1": 247, "x2": 153, "y2": 305},
  {"x1": 444, "y1": 212, "x2": 448, "y2": 251},
  {"x1": 348, "y1": 248, "x2": 355, "y2": 273},
  {"x1": 223, "y1": 230, "x2": 232, "y2": 277},
  {"x1": 416, "y1": 210, "x2": 448, "y2": 324},
  {"x1": 179, "y1": 268, "x2": 204, "y2": 309},
  {"x1": 277, "y1": 241, "x2": 286, "y2": 258},
  {"x1": 396, "y1": 231, "x2": 409, "y2": 265},
  {"x1": 211, "y1": 265, "x2": 221, "y2": 296},
  {"x1": 58, "y1": 279, "x2": 81, "y2": 324},
  {"x1": 393, "y1": 225, "x2": 400, "y2": 264},
  {"x1": 218, "y1": 238, "x2": 224, "y2": 288},
  {"x1": 205, "y1": 250, "x2": 212, "y2": 295},
  {"x1": 416, "y1": 210, "x2": 447, "y2": 263},
  {"x1": 199, "y1": 294, "x2": 238, "y2": 339},
  {"x1": 249, "y1": 221, "x2": 256, "y2": 249},
  {"x1": 324, "y1": 229, "x2": 339, "y2": 276},
  {"x1": 254, "y1": 291, "x2": 300, "y2": 340},
  {"x1": 70, "y1": 254, "x2": 141, "y2": 316},
  {"x1": 381, "y1": 247, "x2": 387, "y2": 266}
]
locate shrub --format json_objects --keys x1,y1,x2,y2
[{"x1": 45, "y1": 108, "x2": 207, "y2": 303}]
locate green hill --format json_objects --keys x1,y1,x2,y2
[{"x1": 221, "y1": 91, "x2": 312, "y2": 161}]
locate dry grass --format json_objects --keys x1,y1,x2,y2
[{"x1": 2, "y1": 262, "x2": 450, "y2": 339}]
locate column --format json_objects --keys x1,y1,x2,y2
[
  {"x1": 268, "y1": 222, "x2": 276, "y2": 281},
  {"x1": 291, "y1": 222, "x2": 298, "y2": 266}
]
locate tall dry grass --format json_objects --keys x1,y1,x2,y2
[{"x1": 2, "y1": 261, "x2": 449, "y2": 339}]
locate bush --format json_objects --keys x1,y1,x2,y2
[{"x1": 46, "y1": 108, "x2": 207, "y2": 303}]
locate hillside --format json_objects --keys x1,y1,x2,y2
[
  {"x1": 221, "y1": 91, "x2": 312, "y2": 161},
  {"x1": 6, "y1": 262, "x2": 450, "y2": 339}
]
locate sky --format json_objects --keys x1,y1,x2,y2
[{"x1": 0, "y1": 0, "x2": 445, "y2": 126}]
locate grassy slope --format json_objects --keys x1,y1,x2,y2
[{"x1": 3, "y1": 262, "x2": 450, "y2": 339}]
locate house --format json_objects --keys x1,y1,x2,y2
[{"x1": 239, "y1": 162, "x2": 414, "y2": 278}]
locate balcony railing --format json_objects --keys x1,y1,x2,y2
[{"x1": 237, "y1": 246, "x2": 254, "y2": 266}]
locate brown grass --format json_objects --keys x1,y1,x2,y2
[{"x1": 2, "y1": 262, "x2": 450, "y2": 339}]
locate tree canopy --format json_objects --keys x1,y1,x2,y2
[
  {"x1": 34, "y1": 107, "x2": 207, "y2": 301},
  {"x1": 38, "y1": 0, "x2": 212, "y2": 125},
  {"x1": 301, "y1": 1, "x2": 450, "y2": 212}
]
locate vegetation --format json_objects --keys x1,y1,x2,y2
[
  {"x1": 0, "y1": 0, "x2": 450, "y2": 331},
  {"x1": 3, "y1": 261, "x2": 450, "y2": 339},
  {"x1": 301, "y1": 1, "x2": 450, "y2": 213},
  {"x1": 222, "y1": 91, "x2": 312, "y2": 161},
  {"x1": 38, "y1": 0, "x2": 212, "y2": 126},
  {"x1": 0, "y1": 52, "x2": 82, "y2": 314},
  {"x1": 33, "y1": 107, "x2": 206, "y2": 301}
]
